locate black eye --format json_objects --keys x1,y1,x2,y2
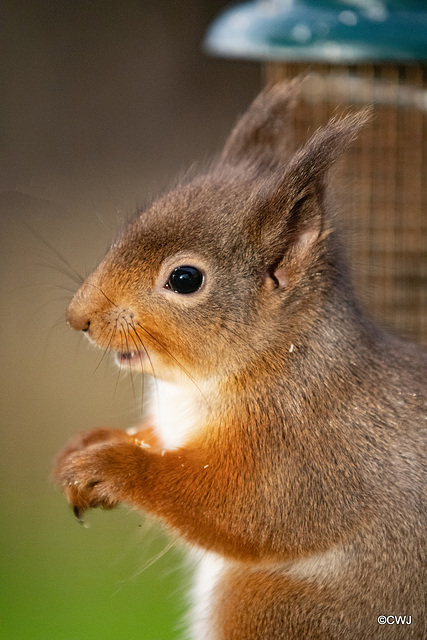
[{"x1": 166, "y1": 266, "x2": 204, "y2": 294}]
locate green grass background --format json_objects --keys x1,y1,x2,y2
[
  {"x1": 1, "y1": 504, "x2": 186, "y2": 640},
  {"x1": 0, "y1": 3, "x2": 259, "y2": 638},
  {"x1": 0, "y1": 209, "x2": 189, "y2": 638}
]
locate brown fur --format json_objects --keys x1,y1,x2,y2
[{"x1": 53, "y1": 81, "x2": 426, "y2": 639}]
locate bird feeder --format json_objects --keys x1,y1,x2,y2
[{"x1": 205, "y1": 1, "x2": 427, "y2": 345}]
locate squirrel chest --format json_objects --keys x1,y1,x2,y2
[{"x1": 54, "y1": 81, "x2": 426, "y2": 640}]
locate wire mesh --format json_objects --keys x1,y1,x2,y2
[{"x1": 265, "y1": 63, "x2": 426, "y2": 345}]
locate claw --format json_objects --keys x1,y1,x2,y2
[{"x1": 73, "y1": 504, "x2": 85, "y2": 525}]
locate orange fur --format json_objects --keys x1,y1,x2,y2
[{"x1": 53, "y1": 82, "x2": 426, "y2": 639}]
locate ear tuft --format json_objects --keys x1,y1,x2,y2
[
  {"x1": 256, "y1": 107, "x2": 371, "y2": 268},
  {"x1": 285, "y1": 108, "x2": 372, "y2": 197},
  {"x1": 218, "y1": 78, "x2": 303, "y2": 168}
]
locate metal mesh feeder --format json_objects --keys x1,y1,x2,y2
[{"x1": 205, "y1": 1, "x2": 427, "y2": 345}]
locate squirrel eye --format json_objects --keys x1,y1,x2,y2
[{"x1": 165, "y1": 266, "x2": 204, "y2": 294}]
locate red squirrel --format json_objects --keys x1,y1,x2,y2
[{"x1": 53, "y1": 81, "x2": 426, "y2": 639}]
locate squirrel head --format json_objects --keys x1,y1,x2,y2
[{"x1": 67, "y1": 81, "x2": 369, "y2": 385}]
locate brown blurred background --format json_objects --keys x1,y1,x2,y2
[
  {"x1": 0, "y1": 3, "x2": 260, "y2": 639},
  {"x1": 2, "y1": 2, "x2": 425, "y2": 639}
]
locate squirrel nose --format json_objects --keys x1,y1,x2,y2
[
  {"x1": 66, "y1": 284, "x2": 96, "y2": 332},
  {"x1": 66, "y1": 300, "x2": 92, "y2": 332},
  {"x1": 68, "y1": 317, "x2": 91, "y2": 332},
  {"x1": 66, "y1": 265, "x2": 111, "y2": 332}
]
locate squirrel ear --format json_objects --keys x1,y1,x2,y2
[
  {"x1": 283, "y1": 108, "x2": 371, "y2": 204},
  {"x1": 218, "y1": 79, "x2": 301, "y2": 168},
  {"x1": 259, "y1": 109, "x2": 371, "y2": 277}
]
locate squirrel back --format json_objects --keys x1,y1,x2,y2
[{"x1": 56, "y1": 81, "x2": 426, "y2": 639}]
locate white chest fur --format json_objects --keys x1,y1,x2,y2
[
  {"x1": 151, "y1": 379, "x2": 204, "y2": 450},
  {"x1": 189, "y1": 551, "x2": 225, "y2": 640}
]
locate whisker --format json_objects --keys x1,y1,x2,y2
[
  {"x1": 50, "y1": 284, "x2": 79, "y2": 295},
  {"x1": 23, "y1": 221, "x2": 85, "y2": 284},
  {"x1": 134, "y1": 322, "x2": 210, "y2": 410},
  {"x1": 111, "y1": 528, "x2": 179, "y2": 597},
  {"x1": 135, "y1": 323, "x2": 194, "y2": 380},
  {"x1": 127, "y1": 323, "x2": 147, "y2": 410},
  {"x1": 35, "y1": 260, "x2": 84, "y2": 286},
  {"x1": 128, "y1": 321, "x2": 152, "y2": 374},
  {"x1": 50, "y1": 313, "x2": 69, "y2": 332},
  {"x1": 92, "y1": 324, "x2": 116, "y2": 375},
  {"x1": 112, "y1": 323, "x2": 124, "y2": 398},
  {"x1": 9, "y1": 281, "x2": 74, "y2": 295},
  {"x1": 32, "y1": 298, "x2": 68, "y2": 321},
  {"x1": 128, "y1": 321, "x2": 159, "y2": 412},
  {"x1": 134, "y1": 324, "x2": 194, "y2": 382},
  {"x1": 120, "y1": 319, "x2": 138, "y2": 402},
  {"x1": 134, "y1": 537, "x2": 178, "y2": 576},
  {"x1": 72, "y1": 332, "x2": 86, "y2": 363},
  {"x1": 85, "y1": 283, "x2": 118, "y2": 308}
]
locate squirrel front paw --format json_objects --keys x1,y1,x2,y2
[
  {"x1": 52, "y1": 427, "x2": 133, "y2": 474},
  {"x1": 53, "y1": 440, "x2": 146, "y2": 522}
]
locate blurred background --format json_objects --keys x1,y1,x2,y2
[
  {"x1": 2, "y1": 1, "x2": 426, "y2": 639},
  {"x1": 0, "y1": 2, "x2": 260, "y2": 639}
]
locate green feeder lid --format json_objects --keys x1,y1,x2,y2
[{"x1": 204, "y1": 1, "x2": 427, "y2": 63}]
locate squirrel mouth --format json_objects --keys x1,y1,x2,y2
[{"x1": 115, "y1": 350, "x2": 146, "y2": 367}]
